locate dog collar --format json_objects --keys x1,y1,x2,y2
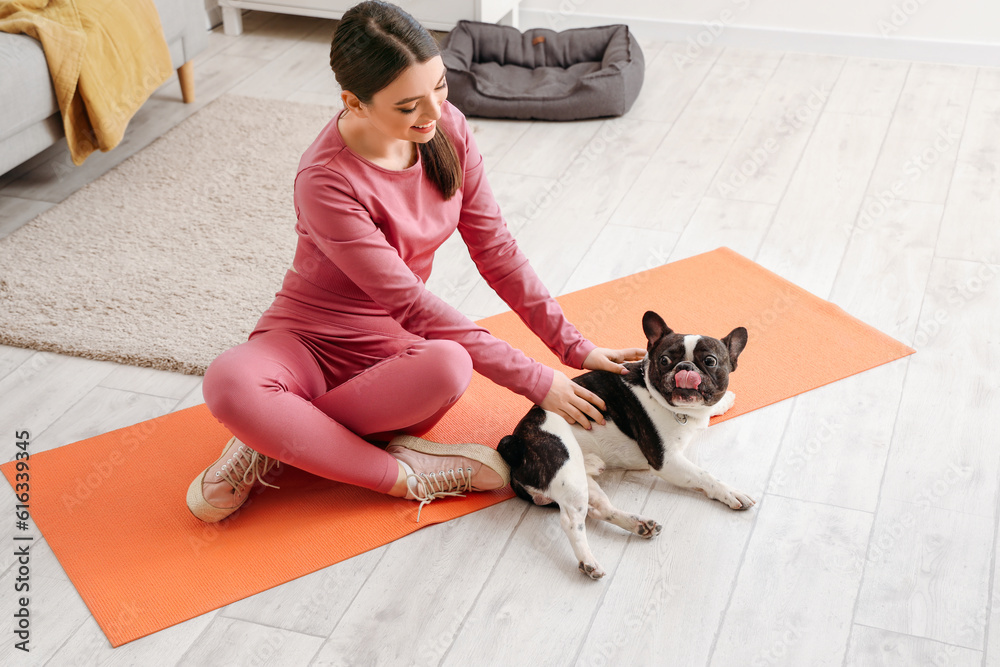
[{"x1": 673, "y1": 412, "x2": 688, "y2": 424}]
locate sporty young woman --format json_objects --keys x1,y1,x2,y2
[{"x1": 186, "y1": 0, "x2": 644, "y2": 522}]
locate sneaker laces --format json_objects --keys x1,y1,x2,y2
[
  {"x1": 407, "y1": 466, "x2": 473, "y2": 521},
  {"x1": 219, "y1": 446, "x2": 281, "y2": 495}
]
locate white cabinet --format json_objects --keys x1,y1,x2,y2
[{"x1": 219, "y1": 0, "x2": 520, "y2": 35}]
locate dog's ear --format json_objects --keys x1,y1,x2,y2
[
  {"x1": 722, "y1": 327, "x2": 748, "y2": 371},
  {"x1": 642, "y1": 311, "x2": 673, "y2": 350}
]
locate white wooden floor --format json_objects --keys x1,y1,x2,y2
[{"x1": 2, "y1": 11, "x2": 999, "y2": 667}]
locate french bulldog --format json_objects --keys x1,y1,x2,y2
[{"x1": 498, "y1": 310, "x2": 753, "y2": 579}]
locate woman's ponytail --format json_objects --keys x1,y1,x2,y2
[{"x1": 418, "y1": 124, "x2": 462, "y2": 199}]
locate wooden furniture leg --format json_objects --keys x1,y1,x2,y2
[{"x1": 177, "y1": 61, "x2": 195, "y2": 104}]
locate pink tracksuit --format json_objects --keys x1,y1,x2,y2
[{"x1": 203, "y1": 101, "x2": 595, "y2": 493}]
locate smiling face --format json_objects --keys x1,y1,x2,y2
[
  {"x1": 641, "y1": 311, "x2": 748, "y2": 409},
  {"x1": 344, "y1": 55, "x2": 448, "y2": 145}
]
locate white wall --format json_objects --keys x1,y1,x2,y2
[{"x1": 518, "y1": 0, "x2": 1000, "y2": 66}]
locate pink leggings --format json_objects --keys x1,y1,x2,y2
[{"x1": 202, "y1": 330, "x2": 473, "y2": 494}]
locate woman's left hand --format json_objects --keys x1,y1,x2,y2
[{"x1": 583, "y1": 347, "x2": 647, "y2": 375}]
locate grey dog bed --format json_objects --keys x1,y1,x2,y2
[{"x1": 441, "y1": 21, "x2": 644, "y2": 121}]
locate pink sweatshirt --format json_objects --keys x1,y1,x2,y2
[{"x1": 291, "y1": 101, "x2": 595, "y2": 405}]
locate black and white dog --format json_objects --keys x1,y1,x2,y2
[{"x1": 498, "y1": 311, "x2": 753, "y2": 579}]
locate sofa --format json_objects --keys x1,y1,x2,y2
[{"x1": 0, "y1": 0, "x2": 208, "y2": 177}]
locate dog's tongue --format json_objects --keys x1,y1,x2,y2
[{"x1": 674, "y1": 370, "x2": 701, "y2": 390}]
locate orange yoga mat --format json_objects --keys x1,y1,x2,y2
[{"x1": 1, "y1": 248, "x2": 914, "y2": 646}]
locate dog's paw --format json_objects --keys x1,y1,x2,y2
[
  {"x1": 636, "y1": 519, "x2": 662, "y2": 538},
  {"x1": 715, "y1": 391, "x2": 736, "y2": 414},
  {"x1": 721, "y1": 488, "x2": 756, "y2": 511},
  {"x1": 578, "y1": 561, "x2": 606, "y2": 580},
  {"x1": 584, "y1": 453, "x2": 607, "y2": 477}
]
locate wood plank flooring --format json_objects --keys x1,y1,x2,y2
[{"x1": 1, "y1": 12, "x2": 999, "y2": 666}]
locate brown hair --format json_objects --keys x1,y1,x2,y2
[{"x1": 330, "y1": 1, "x2": 462, "y2": 199}]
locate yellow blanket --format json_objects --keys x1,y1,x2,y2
[{"x1": 0, "y1": 0, "x2": 173, "y2": 165}]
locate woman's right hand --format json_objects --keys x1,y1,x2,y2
[{"x1": 540, "y1": 370, "x2": 607, "y2": 430}]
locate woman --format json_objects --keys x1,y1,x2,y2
[{"x1": 186, "y1": 0, "x2": 644, "y2": 523}]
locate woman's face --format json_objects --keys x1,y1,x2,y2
[{"x1": 359, "y1": 55, "x2": 448, "y2": 144}]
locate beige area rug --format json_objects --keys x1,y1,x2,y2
[{"x1": 0, "y1": 95, "x2": 341, "y2": 374}]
